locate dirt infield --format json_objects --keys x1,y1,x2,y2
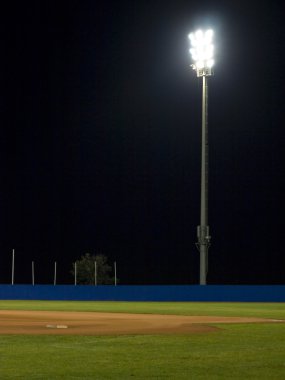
[{"x1": 0, "y1": 310, "x2": 283, "y2": 335}]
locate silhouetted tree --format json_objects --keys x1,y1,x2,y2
[{"x1": 71, "y1": 253, "x2": 114, "y2": 285}]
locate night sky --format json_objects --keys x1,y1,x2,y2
[{"x1": 1, "y1": 0, "x2": 284, "y2": 285}]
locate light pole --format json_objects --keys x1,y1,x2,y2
[{"x1": 188, "y1": 29, "x2": 214, "y2": 285}]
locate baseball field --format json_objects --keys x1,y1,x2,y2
[{"x1": 0, "y1": 301, "x2": 284, "y2": 379}]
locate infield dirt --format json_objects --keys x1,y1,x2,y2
[{"x1": 0, "y1": 310, "x2": 282, "y2": 335}]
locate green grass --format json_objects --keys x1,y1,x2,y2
[
  {"x1": 0, "y1": 300, "x2": 285, "y2": 319},
  {"x1": 1, "y1": 324, "x2": 285, "y2": 379},
  {"x1": 0, "y1": 301, "x2": 285, "y2": 379}
]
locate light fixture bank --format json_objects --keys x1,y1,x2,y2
[{"x1": 188, "y1": 29, "x2": 214, "y2": 77}]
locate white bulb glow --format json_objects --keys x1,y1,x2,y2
[
  {"x1": 205, "y1": 29, "x2": 213, "y2": 43},
  {"x1": 189, "y1": 29, "x2": 214, "y2": 70},
  {"x1": 207, "y1": 59, "x2": 214, "y2": 68},
  {"x1": 196, "y1": 60, "x2": 204, "y2": 69},
  {"x1": 195, "y1": 30, "x2": 203, "y2": 41}
]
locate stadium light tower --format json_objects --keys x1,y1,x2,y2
[{"x1": 188, "y1": 29, "x2": 214, "y2": 285}]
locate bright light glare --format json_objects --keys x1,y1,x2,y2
[
  {"x1": 189, "y1": 29, "x2": 214, "y2": 69},
  {"x1": 207, "y1": 59, "x2": 214, "y2": 68}
]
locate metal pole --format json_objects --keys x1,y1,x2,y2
[
  {"x1": 198, "y1": 74, "x2": 210, "y2": 285},
  {"x1": 94, "y1": 261, "x2": 97, "y2": 286},
  {"x1": 54, "y1": 261, "x2": 57, "y2": 286},
  {"x1": 74, "y1": 262, "x2": 77, "y2": 286},
  {"x1": 12, "y1": 249, "x2": 15, "y2": 285},
  {"x1": 32, "y1": 261, "x2": 35, "y2": 286},
  {"x1": 114, "y1": 261, "x2": 117, "y2": 286}
]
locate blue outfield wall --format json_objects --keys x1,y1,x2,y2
[{"x1": 0, "y1": 285, "x2": 285, "y2": 302}]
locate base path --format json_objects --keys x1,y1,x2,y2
[{"x1": 0, "y1": 310, "x2": 283, "y2": 335}]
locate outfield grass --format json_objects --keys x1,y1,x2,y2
[
  {"x1": 0, "y1": 301, "x2": 285, "y2": 379},
  {"x1": 1, "y1": 300, "x2": 285, "y2": 318}
]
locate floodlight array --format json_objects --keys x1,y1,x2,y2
[{"x1": 188, "y1": 29, "x2": 214, "y2": 70}]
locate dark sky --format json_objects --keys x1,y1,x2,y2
[{"x1": 1, "y1": 0, "x2": 284, "y2": 285}]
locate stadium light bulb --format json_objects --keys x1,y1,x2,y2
[{"x1": 188, "y1": 29, "x2": 214, "y2": 70}]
